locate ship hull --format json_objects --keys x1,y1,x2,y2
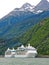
[{"x1": 5, "y1": 53, "x2": 37, "y2": 58}]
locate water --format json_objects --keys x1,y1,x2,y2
[{"x1": 0, "y1": 58, "x2": 49, "y2": 65}]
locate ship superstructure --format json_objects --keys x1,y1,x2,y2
[{"x1": 5, "y1": 44, "x2": 37, "y2": 58}]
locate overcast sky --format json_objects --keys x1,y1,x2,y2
[{"x1": 0, "y1": 0, "x2": 49, "y2": 18}]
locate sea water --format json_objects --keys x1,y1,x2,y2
[{"x1": 0, "y1": 58, "x2": 49, "y2": 65}]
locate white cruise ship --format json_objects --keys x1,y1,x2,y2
[{"x1": 5, "y1": 44, "x2": 37, "y2": 58}]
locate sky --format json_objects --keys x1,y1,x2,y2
[{"x1": 0, "y1": 0, "x2": 49, "y2": 18}]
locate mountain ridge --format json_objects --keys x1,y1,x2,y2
[{"x1": 34, "y1": 0, "x2": 49, "y2": 11}]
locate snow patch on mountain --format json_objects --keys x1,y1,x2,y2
[{"x1": 13, "y1": 3, "x2": 35, "y2": 12}]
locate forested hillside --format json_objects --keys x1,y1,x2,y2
[{"x1": 18, "y1": 18, "x2": 49, "y2": 55}]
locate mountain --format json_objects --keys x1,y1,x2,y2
[
  {"x1": 34, "y1": 0, "x2": 49, "y2": 11},
  {"x1": 0, "y1": 2, "x2": 49, "y2": 40},
  {"x1": 0, "y1": 2, "x2": 49, "y2": 55},
  {"x1": 18, "y1": 18, "x2": 49, "y2": 55},
  {"x1": 20, "y1": 3, "x2": 34, "y2": 11},
  {"x1": 13, "y1": 3, "x2": 34, "y2": 12},
  {"x1": 0, "y1": 11, "x2": 49, "y2": 55},
  {"x1": 0, "y1": 11, "x2": 49, "y2": 39}
]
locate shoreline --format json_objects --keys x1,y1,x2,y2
[
  {"x1": 37, "y1": 55, "x2": 49, "y2": 58},
  {"x1": 0, "y1": 55, "x2": 49, "y2": 58}
]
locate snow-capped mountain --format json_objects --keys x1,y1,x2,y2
[
  {"x1": 34, "y1": 0, "x2": 49, "y2": 11},
  {"x1": 14, "y1": 3, "x2": 35, "y2": 12},
  {"x1": 20, "y1": 3, "x2": 34, "y2": 11},
  {"x1": 0, "y1": 1, "x2": 49, "y2": 54},
  {"x1": 13, "y1": 0, "x2": 49, "y2": 14}
]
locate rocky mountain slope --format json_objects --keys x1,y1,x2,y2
[{"x1": 34, "y1": 0, "x2": 49, "y2": 11}]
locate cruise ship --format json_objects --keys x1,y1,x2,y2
[{"x1": 5, "y1": 44, "x2": 37, "y2": 58}]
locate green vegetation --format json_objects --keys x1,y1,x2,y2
[
  {"x1": 18, "y1": 18, "x2": 49, "y2": 55},
  {"x1": 0, "y1": 18, "x2": 49, "y2": 56}
]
